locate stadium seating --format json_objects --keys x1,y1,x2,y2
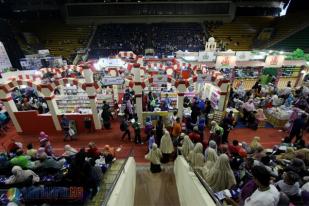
[
  {"x1": 271, "y1": 26, "x2": 309, "y2": 52},
  {"x1": 89, "y1": 23, "x2": 205, "y2": 58},
  {"x1": 208, "y1": 17, "x2": 274, "y2": 51},
  {"x1": 16, "y1": 22, "x2": 92, "y2": 59},
  {"x1": 259, "y1": 11, "x2": 309, "y2": 50}
]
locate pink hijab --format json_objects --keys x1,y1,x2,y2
[{"x1": 39, "y1": 131, "x2": 49, "y2": 144}]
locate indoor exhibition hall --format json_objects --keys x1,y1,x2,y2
[{"x1": 0, "y1": 0, "x2": 309, "y2": 205}]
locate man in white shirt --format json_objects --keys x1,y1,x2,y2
[{"x1": 244, "y1": 165, "x2": 280, "y2": 206}]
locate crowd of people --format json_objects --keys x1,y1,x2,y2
[
  {"x1": 0, "y1": 132, "x2": 115, "y2": 205},
  {"x1": 144, "y1": 109, "x2": 309, "y2": 205},
  {"x1": 90, "y1": 23, "x2": 205, "y2": 58},
  {"x1": 12, "y1": 87, "x2": 49, "y2": 114}
]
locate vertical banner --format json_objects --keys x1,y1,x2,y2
[{"x1": 0, "y1": 41, "x2": 12, "y2": 72}]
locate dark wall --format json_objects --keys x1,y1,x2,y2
[{"x1": 0, "y1": 19, "x2": 24, "y2": 69}]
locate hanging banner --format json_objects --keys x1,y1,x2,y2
[
  {"x1": 0, "y1": 41, "x2": 12, "y2": 71},
  {"x1": 215, "y1": 56, "x2": 236, "y2": 68},
  {"x1": 265, "y1": 55, "x2": 285, "y2": 68},
  {"x1": 236, "y1": 51, "x2": 252, "y2": 61},
  {"x1": 198, "y1": 51, "x2": 216, "y2": 62},
  {"x1": 101, "y1": 76, "x2": 124, "y2": 86},
  {"x1": 152, "y1": 74, "x2": 168, "y2": 84}
]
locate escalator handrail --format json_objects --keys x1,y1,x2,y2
[
  {"x1": 183, "y1": 154, "x2": 222, "y2": 206},
  {"x1": 100, "y1": 146, "x2": 134, "y2": 206}
]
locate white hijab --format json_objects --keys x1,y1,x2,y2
[
  {"x1": 180, "y1": 135, "x2": 194, "y2": 158},
  {"x1": 145, "y1": 143, "x2": 162, "y2": 165},
  {"x1": 160, "y1": 130, "x2": 174, "y2": 154},
  {"x1": 5, "y1": 166, "x2": 40, "y2": 184},
  {"x1": 62, "y1": 144, "x2": 78, "y2": 156},
  {"x1": 205, "y1": 154, "x2": 236, "y2": 192},
  {"x1": 188, "y1": 143, "x2": 205, "y2": 168}
]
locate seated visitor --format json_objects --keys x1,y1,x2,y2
[
  {"x1": 250, "y1": 136, "x2": 262, "y2": 153},
  {"x1": 38, "y1": 153, "x2": 65, "y2": 170},
  {"x1": 87, "y1": 142, "x2": 101, "y2": 160},
  {"x1": 10, "y1": 149, "x2": 30, "y2": 169},
  {"x1": 62, "y1": 144, "x2": 78, "y2": 157},
  {"x1": 275, "y1": 171, "x2": 301, "y2": 201},
  {"x1": 26, "y1": 143, "x2": 37, "y2": 159},
  {"x1": 244, "y1": 165, "x2": 280, "y2": 206},
  {"x1": 5, "y1": 165, "x2": 40, "y2": 185},
  {"x1": 228, "y1": 140, "x2": 242, "y2": 156},
  {"x1": 189, "y1": 126, "x2": 201, "y2": 144}
]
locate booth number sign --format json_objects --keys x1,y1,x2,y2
[{"x1": 101, "y1": 76, "x2": 124, "y2": 86}]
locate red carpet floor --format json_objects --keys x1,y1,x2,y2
[{"x1": 0, "y1": 121, "x2": 308, "y2": 163}]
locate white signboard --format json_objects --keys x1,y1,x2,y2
[
  {"x1": 265, "y1": 55, "x2": 285, "y2": 68},
  {"x1": 152, "y1": 75, "x2": 168, "y2": 84},
  {"x1": 198, "y1": 51, "x2": 216, "y2": 62},
  {"x1": 38, "y1": 49, "x2": 50, "y2": 56},
  {"x1": 236, "y1": 51, "x2": 252, "y2": 61},
  {"x1": 215, "y1": 56, "x2": 236, "y2": 68},
  {"x1": 101, "y1": 76, "x2": 124, "y2": 86},
  {"x1": 0, "y1": 41, "x2": 12, "y2": 71}
]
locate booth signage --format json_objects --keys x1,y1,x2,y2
[
  {"x1": 152, "y1": 75, "x2": 168, "y2": 84},
  {"x1": 198, "y1": 52, "x2": 216, "y2": 62},
  {"x1": 236, "y1": 51, "x2": 252, "y2": 61},
  {"x1": 265, "y1": 55, "x2": 285, "y2": 68},
  {"x1": 101, "y1": 76, "x2": 124, "y2": 86},
  {"x1": 215, "y1": 56, "x2": 236, "y2": 68}
]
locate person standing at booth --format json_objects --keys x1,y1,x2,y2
[{"x1": 60, "y1": 115, "x2": 71, "y2": 141}]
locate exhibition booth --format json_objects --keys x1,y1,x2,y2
[{"x1": 1, "y1": 42, "x2": 308, "y2": 134}]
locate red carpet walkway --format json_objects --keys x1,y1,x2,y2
[{"x1": 0, "y1": 121, "x2": 308, "y2": 163}]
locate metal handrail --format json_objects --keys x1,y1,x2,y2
[
  {"x1": 192, "y1": 168, "x2": 223, "y2": 206},
  {"x1": 100, "y1": 146, "x2": 134, "y2": 206}
]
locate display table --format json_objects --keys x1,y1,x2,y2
[
  {"x1": 142, "y1": 111, "x2": 172, "y2": 127},
  {"x1": 265, "y1": 107, "x2": 292, "y2": 128}
]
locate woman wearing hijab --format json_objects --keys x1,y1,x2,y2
[
  {"x1": 160, "y1": 129, "x2": 174, "y2": 163},
  {"x1": 205, "y1": 154, "x2": 236, "y2": 192},
  {"x1": 62, "y1": 145, "x2": 78, "y2": 157},
  {"x1": 179, "y1": 135, "x2": 194, "y2": 158},
  {"x1": 5, "y1": 166, "x2": 40, "y2": 184},
  {"x1": 188, "y1": 143, "x2": 205, "y2": 168},
  {"x1": 202, "y1": 148, "x2": 218, "y2": 178},
  {"x1": 205, "y1": 140, "x2": 217, "y2": 159},
  {"x1": 250, "y1": 136, "x2": 262, "y2": 152},
  {"x1": 145, "y1": 143, "x2": 162, "y2": 173}
]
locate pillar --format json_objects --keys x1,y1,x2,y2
[
  {"x1": 109, "y1": 69, "x2": 119, "y2": 102},
  {"x1": 44, "y1": 95, "x2": 62, "y2": 131},
  {"x1": 176, "y1": 83, "x2": 187, "y2": 120},
  {"x1": 89, "y1": 95, "x2": 102, "y2": 130},
  {"x1": 135, "y1": 93, "x2": 143, "y2": 126},
  {"x1": 82, "y1": 65, "x2": 102, "y2": 130},
  {"x1": 132, "y1": 64, "x2": 143, "y2": 125},
  {"x1": 0, "y1": 96, "x2": 22, "y2": 133}
]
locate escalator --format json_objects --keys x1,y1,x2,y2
[{"x1": 134, "y1": 163, "x2": 180, "y2": 206}]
